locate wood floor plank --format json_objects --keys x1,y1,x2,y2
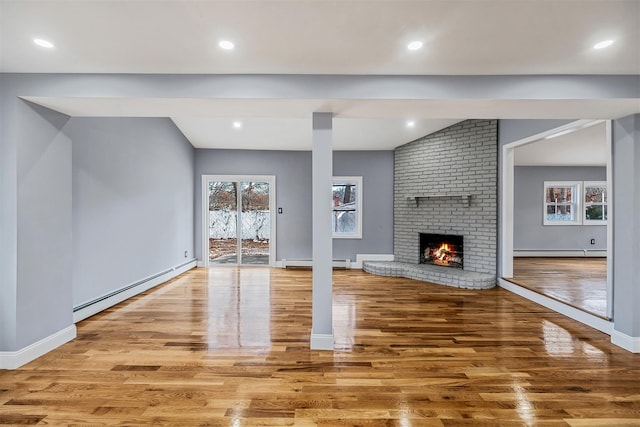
[
  {"x1": 0, "y1": 267, "x2": 638, "y2": 426},
  {"x1": 510, "y1": 257, "x2": 608, "y2": 318}
]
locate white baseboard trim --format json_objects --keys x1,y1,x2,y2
[
  {"x1": 310, "y1": 331, "x2": 334, "y2": 350},
  {"x1": 514, "y1": 250, "x2": 607, "y2": 257},
  {"x1": 0, "y1": 324, "x2": 76, "y2": 370},
  {"x1": 73, "y1": 260, "x2": 197, "y2": 323},
  {"x1": 353, "y1": 254, "x2": 394, "y2": 269},
  {"x1": 611, "y1": 330, "x2": 640, "y2": 353},
  {"x1": 276, "y1": 254, "x2": 394, "y2": 270},
  {"x1": 196, "y1": 260, "x2": 205, "y2": 268},
  {"x1": 498, "y1": 278, "x2": 613, "y2": 335}
]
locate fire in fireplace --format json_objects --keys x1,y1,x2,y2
[{"x1": 420, "y1": 233, "x2": 463, "y2": 269}]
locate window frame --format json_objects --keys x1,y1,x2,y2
[
  {"x1": 332, "y1": 176, "x2": 363, "y2": 239},
  {"x1": 543, "y1": 181, "x2": 582, "y2": 226},
  {"x1": 583, "y1": 181, "x2": 608, "y2": 225}
]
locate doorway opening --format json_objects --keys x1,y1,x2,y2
[
  {"x1": 500, "y1": 120, "x2": 613, "y2": 330},
  {"x1": 202, "y1": 175, "x2": 276, "y2": 267}
]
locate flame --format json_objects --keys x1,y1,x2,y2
[
  {"x1": 436, "y1": 243, "x2": 450, "y2": 260},
  {"x1": 429, "y1": 242, "x2": 458, "y2": 267}
]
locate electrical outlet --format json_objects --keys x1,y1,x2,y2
[
  {"x1": 590, "y1": 238, "x2": 595, "y2": 245},
  {"x1": 184, "y1": 250, "x2": 188, "y2": 258}
]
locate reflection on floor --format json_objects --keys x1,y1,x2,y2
[
  {"x1": 508, "y1": 257, "x2": 607, "y2": 319},
  {"x1": 1, "y1": 267, "x2": 637, "y2": 426}
]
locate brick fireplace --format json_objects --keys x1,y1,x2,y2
[{"x1": 393, "y1": 119, "x2": 497, "y2": 277}]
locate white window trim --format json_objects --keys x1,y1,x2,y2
[
  {"x1": 543, "y1": 181, "x2": 582, "y2": 226},
  {"x1": 332, "y1": 176, "x2": 363, "y2": 239},
  {"x1": 583, "y1": 181, "x2": 608, "y2": 226}
]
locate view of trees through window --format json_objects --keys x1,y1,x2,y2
[
  {"x1": 545, "y1": 185, "x2": 576, "y2": 222},
  {"x1": 332, "y1": 183, "x2": 357, "y2": 234},
  {"x1": 543, "y1": 181, "x2": 607, "y2": 225},
  {"x1": 585, "y1": 184, "x2": 607, "y2": 221},
  {"x1": 209, "y1": 182, "x2": 269, "y2": 211},
  {"x1": 208, "y1": 181, "x2": 270, "y2": 263}
]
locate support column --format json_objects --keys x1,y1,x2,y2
[
  {"x1": 612, "y1": 114, "x2": 640, "y2": 353},
  {"x1": 310, "y1": 112, "x2": 334, "y2": 350}
]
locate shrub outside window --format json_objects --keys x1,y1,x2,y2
[{"x1": 584, "y1": 181, "x2": 607, "y2": 225}]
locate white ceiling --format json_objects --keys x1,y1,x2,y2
[
  {"x1": 172, "y1": 117, "x2": 462, "y2": 151},
  {"x1": 2, "y1": 0, "x2": 638, "y2": 75},
  {"x1": 515, "y1": 122, "x2": 608, "y2": 166},
  {"x1": 3, "y1": 0, "x2": 640, "y2": 151}
]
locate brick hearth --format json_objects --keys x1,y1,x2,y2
[{"x1": 363, "y1": 261, "x2": 495, "y2": 290}]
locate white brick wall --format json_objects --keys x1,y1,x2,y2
[{"x1": 394, "y1": 120, "x2": 497, "y2": 274}]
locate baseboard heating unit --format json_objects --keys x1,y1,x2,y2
[{"x1": 281, "y1": 259, "x2": 351, "y2": 269}]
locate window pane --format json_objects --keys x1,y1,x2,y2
[
  {"x1": 585, "y1": 204, "x2": 604, "y2": 221},
  {"x1": 333, "y1": 183, "x2": 357, "y2": 234},
  {"x1": 209, "y1": 181, "x2": 237, "y2": 263},
  {"x1": 332, "y1": 211, "x2": 356, "y2": 233},
  {"x1": 546, "y1": 204, "x2": 574, "y2": 222},
  {"x1": 332, "y1": 177, "x2": 362, "y2": 238},
  {"x1": 333, "y1": 184, "x2": 356, "y2": 206},
  {"x1": 546, "y1": 186, "x2": 573, "y2": 203},
  {"x1": 585, "y1": 186, "x2": 606, "y2": 203}
]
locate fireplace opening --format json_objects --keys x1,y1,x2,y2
[{"x1": 420, "y1": 233, "x2": 463, "y2": 269}]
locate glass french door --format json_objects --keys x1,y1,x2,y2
[{"x1": 204, "y1": 176, "x2": 275, "y2": 266}]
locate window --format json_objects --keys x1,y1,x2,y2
[
  {"x1": 584, "y1": 181, "x2": 607, "y2": 225},
  {"x1": 543, "y1": 181, "x2": 581, "y2": 225},
  {"x1": 332, "y1": 176, "x2": 362, "y2": 238},
  {"x1": 543, "y1": 180, "x2": 608, "y2": 226}
]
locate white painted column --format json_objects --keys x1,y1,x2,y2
[{"x1": 310, "y1": 112, "x2": 334, "y2": 350}]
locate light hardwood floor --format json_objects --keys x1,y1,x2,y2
[
  {"x1": 1, "y1": 267, "x2": 638, "y2": 426},
  {"x1": 509, "y1": 257, "x2": 608, "y2": 319}
]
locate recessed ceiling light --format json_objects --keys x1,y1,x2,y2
[
  {"x1": 406, "y1": 120, "x2": 416, "y2": 128},
  {"x1": 33, "y1": 38, "x2": 55, "y2": 49},
  {"x1": 407, "y1": 41, "x2": 423, "y2": 51},
  {"x1": 593, "y1": 39, "x2": 614, "y2": 50},
  {"x1": 219, "y1": 40, "x2": 235, "y2": 50},
  {"x1": 233, "y1": 121, "x2": 242, "y2": 129}
]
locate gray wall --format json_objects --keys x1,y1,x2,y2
[
  {"x1": 194, "y1": 149, "x2": 394, "y2": 262},
  {"x1": 1, "y1": 88, "x2": 74, "y2": 350},
  {"x1": 497, "y1": 119, "x2": 574, "y2": 272},
  {"x1": 16, "y1": 102, "x2": 74, "y2": 349},
  {"x1": 612, "y1": 114, "x2": 640, "y2": 337},
  {"x1": 1, "y1": 74, "x2": 196, "y2": 352},
  {"x1": 394, "y1": 120, "x2": 498, "y2": 275},
  {"x1": 333, "y1": 151, "x2": 394, "y2": 260},
  {"x1": 69, "y1": 117, "x2": 195, "y2": 307},
  {"x1": 498, "y1": 120, "x2": 574, "y2": 148},
  {"x1": 514, "y1": 166, "x2": 607, "y2": 251}
]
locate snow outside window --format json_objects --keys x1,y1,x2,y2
[{"x1": 332, "y1": 176, "x2": 362, "y2": 239}]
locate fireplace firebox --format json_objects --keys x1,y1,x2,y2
[{"x1": 420, "y1": 233, "x2": 463, "y2": 269}]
